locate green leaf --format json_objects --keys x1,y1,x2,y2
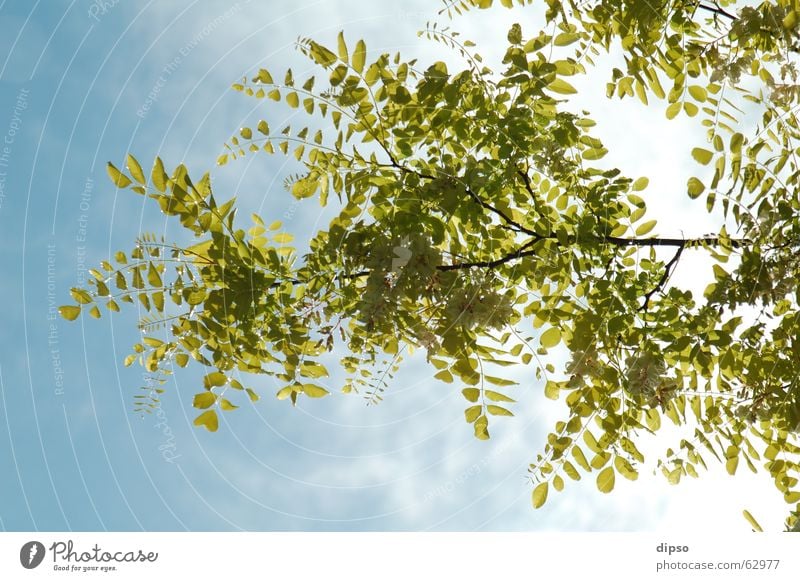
[
  {"x1": 473, "y1": 415, "x2": 490, "y2": 440},
  {"x1": 193, "y1": 409, "x2": 219, "y2": 432},
  {"x1": 193, "y1": 392, "x2": 217, "y2": 409},
  {"x1": 484, "y1": 390, "x2": 515, "y2": 402},
  {"x1": 687, "y1": 85, "x2": 707, "y2": 102},
  {"x1": 151, "y1": 158, "x2": 168, "y2": 192},
  {"x1": 691, "y1": 148, "x2": 713, "y2": 165},
  {"x1": 434, "y1": 369, "x2": 454, "y2": 383},
  {"x1": 337, "y1": 31, "x2": 348, "y2": 63},
  {"x1": 635, "y1": 219, "x2": 656, "y2": 236},
  {"x1": 257, "y1": 69, "x2": 274, "y2": 84},
  {"x1": 784, "y1": 10, "x2": 797, "y2": 29},
  {"x1": 303, "y1": 384, "x2": 330, "y2": 398},
  {"x1": 730, "y1": 132, "x2": 743, "y2": 155},
  {"x1": 540, "y1": 327, "x2": 561, "y2": 348},
  {"x1": 273, "y1": 232, "x2": 294, "y2": 244},
  {"x1": 147, "y1": 263, "x2": 162, "y2": 287},
  {"x1": 631, "y1": 177, "x2": 649, "y2": 192},
  {"x1": 486, "y1": 404, "x2": 513, "y2": 416},
  {"x1": 219, "y1": 398, "x2": 239, "y2": 411},
  {"x1": 687, "y1": 177, "x2": 705, "y2": 199},
  {"x1": 462, "y1": 388, "x2": 480, "y2": 402},
  {"x1": 645, "y1": 408, "x2": 661, "y2": 431},
  {"x1": 614, "y1": 456, "x2": 638, "y2": 481},
  {"x1": 548, "y1": 78, "x2": 577, "y2": 94},
  {"x1": 70, "y1": 288, "x2": 93, "y2": 304},
  {"x1": 299, "y1": 361, "x2": 328, "y2": 378},
  {"x1": 581, "y1": 148, "x2": 607, "y2": 160},
  {"x1": 126, "y1": 154, "x2": 146, "y2": 185},
  {"x1": 465, "y1": 405, "x2": 482, "y2": 422},
  {"x1": 532, "y1": 481, "x2": 548, "y2": 508},
  {"x1": 309, "y1": 42, "x2": 337, "y2": 67},
  {"x1": 554, "y1": 33, "x2": 580, "y2": 46},
  {"x1": 544, "y1": 380, "x2": 560, "y2": 400},
  {"x1": 665, "y1": 102, "x2": 681, "y2": 119},
  {"x1": 286, "y1": 92, "x2": 299, "y2": 108},
  {"x1": 596, "y1": 466, "x2": 615, "y2": 493},
  {"x1": 203, "y1": 372, "x2": 227, "y2": 389},
  {"x1": 742, "y1": 509, "x2": 764, "y2": 532},
  {"x1": 352, "y1": 39, "x2": 366, "y2": 74},
  {"x1": 107, "y1": 162, "x2": 132, "y2": 188}
]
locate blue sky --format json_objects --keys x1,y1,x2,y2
[{"x1": 0, "y1": 0, "x2": 790, "y2": 532}]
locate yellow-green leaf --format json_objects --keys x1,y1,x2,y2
[
  {"x1": 596, "y1": 466, "x2": 615, "y2": 493},
  {"x1": 337, "y1": 31, "x2": 348, "y2": 63},
  {"x1": 486, "y1": 405, "x2": 513, "y2": 416},
  {"x1": 465, "y1": 405, "x2": 482, "y2": 422},
  {"x1": 352, "y1": 39, "x2": 366, "y2": 73},
  {"x1": 484, "y1": 390, "x2": 515, "y2": 402},
  {"x1": 687, "y1": 177, "x2": 705, "y2": 199},
  {"x1": 614, "y1": 456, "x2": 638, "y2": 481},
  {"x1": 548, "y1": 78, "x2": 577, "y2": 94},
  {"x1": 581, "y1": 148, "x2": 607, "y2": 160},
  {"x1": 692, "y1": 147, "x2": 713, "y2": 165},
  {"x1": 147, "y1": 263, "x2": 162, "y2": 287},
  {"x1": 303, "y1": 384, "x2": 330, "y2": 398},
  {"x1": 742, "y1": 509, "x2": 764, "y2": 532},
  {"x1": 665, "y1": 102, "x2": 681, "y2": 119},
  {"x1": 540, "y1": 327, "x2": 561, "y2": 348},
  {"x1": 193, "y1": 409, "x2": 219, "y2": 432},
  {"x1": 434, "y1": 369, "x2": 453, "y2": 383},
  {"x1": 462, "y1": 388, "x2": 480, "y2": 402},
  {"x1": 273, "y1": 232, "x2": 294, "y2": 244},
  {"x1": 687, "y1": 85, "x2": 707, "y2": 102},
  {"x1": 193, "y1": 392, "x2": 217, "y2": 409},
  {"x1": 70, "y1": 288, "x2": 93, "y2": 304},
  {"x1": 572, "y1": 446, "x2": 591, "y2": 470},
  {"x1": 473, "y1": 415, "x2": 489, "y2": 440},
  {"x1": 203, "y1": 372, "x2": 227, "y2": 389},
  {"x1": 219, "y1": 398, "x2": 239, "y2": 411},
  {"x1": 151, "y1": 158, "x2": 168, "y2": 192},
  {"x1": 635, "y1": 219, "x2": 657, "y2": 236},
  {"x1": 126, "y1": 154, "x2": 146, "y2": 185},
  {"x1": 631, "y1": 177, "x2": 649, "y2": 192},
  {"x1": 532, "y1": 481, "x2": 548, "y2": 508},
  {"x1": 107, "y1": 162, "x2": 132, "y2": 188}
]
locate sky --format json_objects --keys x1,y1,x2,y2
[{"x1": 0, "y1": 0, "x2": 791, "y2": 532}]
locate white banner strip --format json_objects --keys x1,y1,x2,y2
[{"x1": 1, "y1": 532, "x2": 796, "y2": 580}]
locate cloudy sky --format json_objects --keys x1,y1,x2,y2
[{"x1": 0, "y1": 0, "x2": 789, "y2": 531}]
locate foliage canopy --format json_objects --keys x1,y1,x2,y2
[{"x1": 62, "y1": 0, "x2": 800, "y2": 530}]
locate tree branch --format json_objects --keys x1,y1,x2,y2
[
  {"x1": 463, "y1": 185, "x2": 539, "y2": 236},
  {"x1": 696, "y1": 2, "x2": 736, "y2": 21},
  {"x1": 638, "y1": 243, "x2": 685, "y2": 312}
]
